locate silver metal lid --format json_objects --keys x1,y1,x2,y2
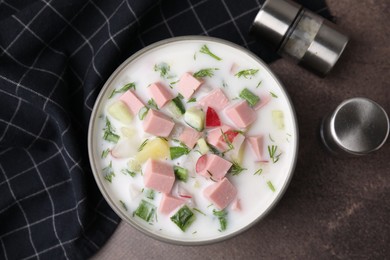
[
  {"x1": 251, "y1": 0, "x2": 301, "y2": 49},
  {"x1": 321, "y1": 98, "x2": 389, "y2": 156}
]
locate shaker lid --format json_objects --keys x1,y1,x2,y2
[
  {"x1": 321, "y1": 98, "x2": 389, "y2": 156},
  {"x1": 251, "y1": 0, "x2": 301, "y2": 49}
]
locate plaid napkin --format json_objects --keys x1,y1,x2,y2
[{"x1": 0, "y1": 0, "x2": 331, "y2": 259}]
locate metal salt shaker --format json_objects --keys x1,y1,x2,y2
[
  {"x1": 251, "y1": 0, "x2": 349, "y2": 76},
  {"x1": 320, "y1": 98, "x2": 389, "y2": 156}
]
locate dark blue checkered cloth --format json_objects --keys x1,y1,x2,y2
[{"x1": 0, "y1": 0, "x2": 331, "y2": 259}]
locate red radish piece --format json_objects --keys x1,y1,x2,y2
[
  {"x1": 205, "y1": 107, "x2": 221, "y2": 128},
  {"x1": 178, "y1": 185, "x2": 192, "y2": 199},
  {"x1": 196, "y1": 154, "x2": 208, "y2": 174},
  {"x1": 224, "y1": 130, "x2": 239, "y2": 143}
]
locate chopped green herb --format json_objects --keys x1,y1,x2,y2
[
  {"x1": 193, "y1": 208, "x2": 206, "y2": 216},
  {"x1": 229, "y1": 160, "x2": 247, "y2": 176},
  {"x1": 193, "y1": 52, "x2": 197, "y2": 60},
  {"x1": 207, "y1": 143, "x2": 222, "y2": 156},
  {"x1": 187, "y1": 97, "x2": 197, "y2": 103},
  {"x1": 192, "y1": 231, "x2": 197, "y2": 234},
  {"x1": 268, "y1": 145, "x2": 281, "y2": 163},
  {"x1": 147, "y1": 98, "x2": 158, "y2": 110},
  {"x1": 256, "y1": 80, "x2": 263, "y2": 88},
  {"x1": 108, "y1": 82, "x2": 136, "y2": 98},
  {"x1": 134, "y1": 200, "x2": 156, "y2": 223},
  {"x1": 119, "y1": 200, "x2": 127, "y2": 211},
  {"x1": 220, "y1": 129, "x2": 234, "y2": 150},
  {"x1": 270, "y1": 91, "x2": 278, "y2": 98},
  {"x1": 267, "y1": 180, "x2": 276, "y2": 192},
  {"x1": 154, "y1": 62, "x2": 171, "y2": 78},
  {"x1": 138, "y1": 139, "x2": 149, "y2": 152},
  {"x1": 239, "y1": 88, "x2": 260, "y2": 107},
  {"x1": 177, "y1": 93, "x2": 184, "y2": 99},
  {"x1": 207, "y1": 203, "x2": 213, "y2": 208},
  {"x1": 235, "y1": 69, "x2": 259, "y2": 79},
  {"x1": 254, "y1": 168, "x2": 263, "y2": 175},
  {"x1": 170, "y1": 205, "x2": 196, "y2": 231},
  {"x1": 193, "y1": 68, "x2": 219, "y2": 78},
  {"x1": 101, "y1": 148, "x2": 110, "y2": 158},
  {"x1": 103, "y1": 118, "x2": 120, "y2": 143},
  {"x1": 170, "y1": 146, "x2": 190, "y2": 160},
  {"x1": 269, "y1": 134, "x2": 275, "y2": 142},
  {"x1": 103, "y1": 161, "x2": 115, "y2": 183},
  {"x1": 146, "y1": 189, "x2": 155, "y2": 200},
  {"x1": 169, "y1": 80, "x2": 179, "y2": 89},
  {"x1": 173, "y1": 166, "x2": 189, "y2": 182},
  {"x1": 199, "y1": 44, "x2": 222, "y2": 61},
  {"x1": 138, "y1": 106, "x2": 149, "y2": 120},
  {"x1": 121, "y1": 169, "x2": 136, "y2": 177},
  {"x1": 213, "y1": 209, "x2": 227, "y2": 231}
]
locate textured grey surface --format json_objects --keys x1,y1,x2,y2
[{"x1": 92, "y1": 0, "x2": 390, "y2": 259}]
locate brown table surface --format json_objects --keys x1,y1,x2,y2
[{"x1": 92, "y1": 0, "x2": 390, "y2": 259}]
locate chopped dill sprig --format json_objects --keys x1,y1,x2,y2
[
  {"x1": 101, "y1": 148, "x2": 110, "y2": 158},
  {"x1": 193, "y1": 68, "x2": 219, "y2": 78},
  {"x1": 199, "y1": 44, "x2": 222, "y2": 61},
  {"x1": 254, "y1": 168, "x2": 263, "y2": 175},
  {"x1": 235, "y1": 69, "x2": 259, "y2": 79},
  {"x1": 108, "y1": 82, "x2": 135, "y2": 98},
  {"x1": 187, "y1": 97, "x2": 197, "y2": 103},
  {"x1": 103, "y1": 118, "x2": 119, "y2": 143},
  {"x1": 268, "y1": 145, "x2": 281, "y2": 163},
  {"x1": 256, "y1": 80, "x2": 263, "y2": 88},
  {"x1": 267, "y1": 180, "x2": 276, "y2": 192},
  {"x1": 103, "y1": 161, "x2": 115, "y2": 183},
  {"x1": 147, "y1": 98, "x2": 158, "y2": 110},
  {"x1": 270, "y1": 91, "x2": 278, "y2": 98},
  {"x1": 154, "y1": 62, "x2": 171, "y2": 78},
  {"x1": 193, "y1": 208, "x2": 206, "y2": 216},
  {"x1": 229, "y1": 160, "x2": 247, "y2": 176}
]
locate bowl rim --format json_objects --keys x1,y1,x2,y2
[{"x1": 88, "y1": 35, "x2": 299, "y2": 245}]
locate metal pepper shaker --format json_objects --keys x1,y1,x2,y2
[
  {"x1": 250, "y1": 0, "x2": 349, "y2": 77},
  {"x1": 320, "y1": 98, "x2": 389, "y2": 156}
]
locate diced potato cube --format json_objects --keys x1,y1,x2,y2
[
  {"x1": 272, "y1": 110, "x2": 284, "y2": 130},
  {"x1": 135, "y1": 138, "x2": 169, "y2": 163}
]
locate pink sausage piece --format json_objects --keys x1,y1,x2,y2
[
  {"x1": 179, "y1": 126, "x2": 202, "y2": 149},
  {"x1": 225, "y1": 100, "x2": 257, "y2": 128},
  {"x1": 143, "y1": 109, "x2": 175, "y2": 137},
  {"x1": 204, "y1": 178, "x2": 237, "y2": 210},
  {"x1": 148, "y1": 82, "x2": 173, "y2": 108},
  {"x1": 143, "y1": 159, "x2": 175, "y2": 194},
  {"x1": 198, "y1": 88, "x2": 229, "y2": 110},
  {"x1": 247, "y1": 135, "x2": 264, "y2": 161},
  {"x1": 206, "y1": 125, "x2": 234, "y2": 151},
  {"x1": 178, "y1": 72, "x2": 203, "y2": 99},
  {"x1": 196, "y1": 154, "x2": 232, "y2": 181},
  {"x1": 119, "y1": 90, "x2": 145, "y2": 115},
  {"x1": 253, "y1": 93, "x2": 272, "y2": 111},
  {"x1": 159, "y1": 194, "x2": 186, "y2": 215}
]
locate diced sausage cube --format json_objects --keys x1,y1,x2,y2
[
  {"x1": 178, "y1": 72, "x2": 203, "y2": 99},
  {"x1": 253, "y1": 93, "x2": 272, "y2": 111},
  {"x1": 203, "y1": 178, "x2": 237, "y2": 210},
  {"x1": 143, "y1": 110, "x2": 175, "y2": 137},
  {"x1": 159, "y1": 194, "x2": 186, "y2": 215},
  {"x1": 247, "y1": 135, "x2": 264, "y2": 161},
  {"x1": 225, "y1": 101, "x2": 256, "y2": 128},
  {"x1": 198, "y1": 88, "x2": 229, "y2": 110},
  {"x1": 179, "y1": 127, "x2": 202, "y2": 148},
  {"x1": 206, "y1": 125, "x2": 234, "y2": 151},
  {"x1": 120, "y1": 90, "x2": 145, "y2": 115},
  {"x1": 148, "y1": 82, "x2": 173, "y2": 108},
  {"x1": 196, "y1": 154, "x2": 232, "y2": 181},
  {"x1": 143, "y1": 159, "x2": 175, "y2": 194}
]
